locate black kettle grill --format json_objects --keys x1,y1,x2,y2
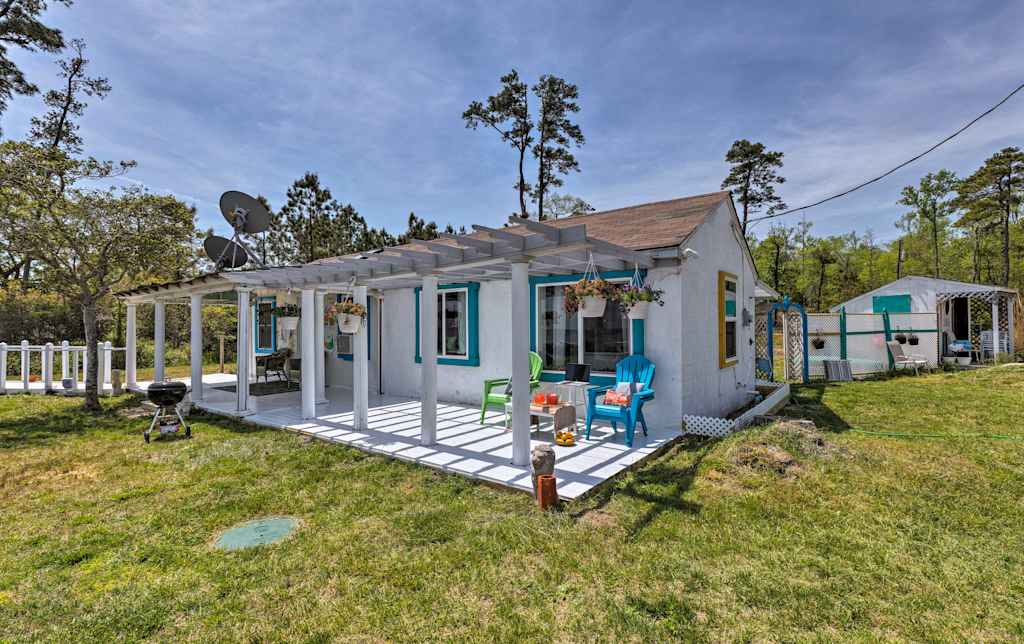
[{"x1": 144, "y1": 380, "x2": 191, "y2": 443}]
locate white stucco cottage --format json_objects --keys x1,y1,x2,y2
[{"x1": 119, "y1": 191, "x2": 764, "y2": 496}]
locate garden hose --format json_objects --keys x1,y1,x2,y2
[{"x1": 848, "y1": 429, "x2": 1024, "y2": 441}]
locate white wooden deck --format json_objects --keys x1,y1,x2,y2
[{"x1": 149, "y1": 374, "x2": 681, "y2": 499}]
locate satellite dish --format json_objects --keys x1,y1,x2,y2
[
  {"x1": 203, "y1": 189, "x2": 270, "y2": 271},
  {"x1": 204, "y1": 235, "x2": 248, "y2": 269},
  {"x1": 219, "y1": 191, "x2": 270, "y2": 234}
]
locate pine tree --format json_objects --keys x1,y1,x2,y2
[{"x1": 721, "y1": 140, "x2": 787, "y2": 234}]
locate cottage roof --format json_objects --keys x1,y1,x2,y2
[{"x1": 118, "y1": 191, "x2": 734, "y2": 301}]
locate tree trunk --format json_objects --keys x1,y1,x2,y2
[
  {"x1": 931, "y1": 211, "x2": 940, "y2": 279},
  {"x1": 816, "y1": 262, "x2": 826, "y2": 311},
  {"x1": 771, "y1": 242, "x2": 781, "y2": 290},
  {"x1": 1002, "y1": 208, "x2": 1011, "y2": 287},
  {"x1": 740, "y1": 191, "x2": 749, "y2": 234},
  {"x1": 517, "y1": 145, "x2": 528, "y2": 218},
  {"x1": 971, "y1": 228, "x2": 981, "y2": 283},
  {"x1": 82, "y1": 301, "x2": 101, "y2": 411},
  {"x1": 896, "y1": 239, "x2": 903, "y2": 280},
  {"x1": 536, "y1": 143, "x2": 546, "y2": 221}
]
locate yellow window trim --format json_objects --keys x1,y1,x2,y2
[{"x1": 718, "y1": 271, "x2": 738, "y2": 369}]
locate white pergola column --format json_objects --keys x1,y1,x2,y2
[
  {"x1": 300, "y1": 288, "x2": 317, "y2": 419},
  {"x1": 235, "y1": 289, "x2": 252, "y2": 413},
  {"x1": 1008, "y1": 297, "x2": 1016, "y2": 355},
  {"x1": 314, "y1": 291, "x2": 327, "y2": 404},
  {"x1": 992, "y1": 299, "x2": 1001, "y2": 360},
  {"x1": 510, "y1": 261, "x2": 531, "y2": 466},
  {"x1": 190, "y1": 293, "x2": 204, "y2": 402},
  {"x1": 153, "y1": 301, "x2": 166, "y2": 382},
  {"x1": 420, "y1": 275, "x2": 438, "y2": 445},
  {"x1": 353, "y1": 285, "x2": 369, "y2": 430},
  {"x1": 125, "y1": 304, "x2": 137, "y2": 389}
]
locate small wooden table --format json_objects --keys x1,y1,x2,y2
[{"x1": 505, "y1": 401, "x2": 577, "y2": 434}]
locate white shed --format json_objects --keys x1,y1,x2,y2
[{"x1": 832, "y1": 276, "x2": 1018, "y2": 359}]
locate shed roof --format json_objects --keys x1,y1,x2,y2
[{"x1": 830, "y1": 276, "x2": 1019, "y2": 312}]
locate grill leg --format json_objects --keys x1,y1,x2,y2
[
  {"x1": 145, "y1": 409, "x2": 160, "y2": 442},
  {"x1": 174, "y1": 405, "x2": 190, "y2": 432}
]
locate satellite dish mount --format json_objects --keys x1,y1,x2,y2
[{"x1": 203, "y1": 191, "x2": 271, "y2": 270}]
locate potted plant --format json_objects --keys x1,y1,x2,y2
[
  {"x1": 955, "y1": 350, "x2": 971, "y2": 367},
  {"x1": 619, "y1": 284, "x2": 665, "y2": 320},
  {"x1": 336, "y1": 300, "x2": 367, "y2": 334},
  {"x1": 942, "y1": 352, "x2": 956, "y2": 366},
  {"x1": 894, "y1": 330, "x2": 907, "y2": 344},
  {"x1": 811, "y1": 334, "x2": 826, "y2": 350},
  {"x1": 907, "y1": 333, "x2": 919, "y2": 346},
  {"x1": 564, "y1": 278, "x2": 619, "y2": 318},
  {"x1": 275, "y1": 304, "x2": 300, "y2": 332}
]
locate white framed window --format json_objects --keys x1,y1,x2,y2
[
  {"x1": 415, "y1": 283, "x2": 479, "y2": 366},
  {"x1": 719, "y1": 271, "x2": 738, "y2": 368},
  {"x1": 535, "y1": 279, "x2": 631, "y2": 374},
  {"x1": 437, "y1": 288, "x2": 468, "y2": 358}
]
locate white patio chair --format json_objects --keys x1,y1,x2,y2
[{"x1": 886, "y1": 341, "x2": 928, "y2": 375}]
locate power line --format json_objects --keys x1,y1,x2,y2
[{"x1": 748, "y1": 80, "x2": 1024, "y2": 226}]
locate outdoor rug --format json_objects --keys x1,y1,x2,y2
[{"x1": 215, "y1": 380, "x2": 300, "y2": 396}]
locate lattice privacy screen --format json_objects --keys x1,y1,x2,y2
[
  {"x1": 755, "y1": 309, "x2": 771, "y2": 380},
  {"x1": 784, "y1": 310, "x2": 804, "y2": 382}
]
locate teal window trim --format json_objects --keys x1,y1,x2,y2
[
  {"x1": 530, "y1": 269, "x2": 644, "y2": 384},
  {"x1": 254, "y1": 296, "x2": 277, "y2": 354},
  {"x1": 338, "y1": 295, "x2": 371, "y2": 361},
  {"x1": 414, "y1": 282, "x2": 480, "y2": 366}
]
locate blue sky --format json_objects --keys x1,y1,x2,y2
[{"x1": 3, "y1": 1, "x2": 1023, "y2": 243}]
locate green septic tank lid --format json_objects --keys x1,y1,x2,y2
[{"x1": 214, "y1": 516, "x2": 299, "y2": 551}]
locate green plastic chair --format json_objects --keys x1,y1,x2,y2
[{"x1": 479, "y1": 352, "x2": 544, "y2": 424}]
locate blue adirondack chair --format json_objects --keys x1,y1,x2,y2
[{"x1": 585, "y1": 356, "x2": 655, "y2": 447}]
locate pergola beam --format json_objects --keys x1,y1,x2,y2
[
  {"x1": 414, "y1": 239, "x2": 467, "y2": 260},
  {"x1": 437, "y1": 233, "x2": 494, "y2": 254},
  {"x1": 119, "y1": 215, "x2": 663, "y2": 299}
]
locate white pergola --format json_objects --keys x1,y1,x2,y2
[
  {"x1": 935, "y1": 284, "x2": 1018, "y2": 358},
  {"x1": 119, "y1": 216, "x2": 668, "y2": 466}
]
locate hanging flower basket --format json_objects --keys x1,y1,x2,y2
[
  {"x1": 564, "y1": 252, "x2": 622, "y2": 318},
  {"x1": 564, "y1": 279, "x2": 618, "y2": 318},
  {"x1": 811, "y1": 337, "x2": 826, "y2": 350},
  {"x1": 907, "y1": 333, "x2": 919, "y2": 346},
  {"x1": 275, "y1": 303, "x2": 300, "y2": 332},
  {"x1": 335, "y1": 301, "x2": 367, "y2": 334},
  {"x1": 620, "y1": 283, "x2": 665, "y2": 321},
  {"x1": 581, "y1": 295, "x2": 607, "y2": 318},
  {"x1": 894, "y1": 332, "x2": 907, "y2": 344}
]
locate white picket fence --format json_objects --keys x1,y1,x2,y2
[{"x1": 0, "y1": 340, "x2": 127, "y2": 394}]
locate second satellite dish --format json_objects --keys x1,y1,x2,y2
[
  {"x1": 219, "y1": 191, "x2": 270, "y2": 234},
  {"x1": 203, "y1": 235, "x2": 248, "y2": 269}
]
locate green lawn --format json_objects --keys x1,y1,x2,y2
[
  {"x1": 1, "y1": 368, "x2": 1023, "y2": 641},
  {"x1": 134, "y1": 362, "x2": 236, "y2": 381}
]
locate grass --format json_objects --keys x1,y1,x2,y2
[
  {"x1": 1, "y1": 367, "x2": 1023, "y2": 641},
  {"x1": 134, "y1": 362, "x2": 236, "y2": 381}
]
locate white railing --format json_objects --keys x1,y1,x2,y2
[{"x1": 0, "y1": 340, "x2": 127, "y2": 393}]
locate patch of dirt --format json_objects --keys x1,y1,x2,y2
[
  {"x1": 116, "y1": 404, "x2": 152, "y2": 419},
  {"x1": 732, "y1": 443, "x2": 800, "y2": 476},
  {"x1": 727, "y1": 419, "x2": 850, "y2": 479},
  {"x1": 701, "y1": 467, "x2": 744, "y2": 493},
  {"x1": 578, "y1": 509, "x2": 619, "y2": 530},
  {"x1": 773, "y1": 419, "x2": 850, "y2": 459}
]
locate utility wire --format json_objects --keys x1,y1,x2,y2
[{"x1": 748, "y1": 80, "x2": 1024, "y2": 226}]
